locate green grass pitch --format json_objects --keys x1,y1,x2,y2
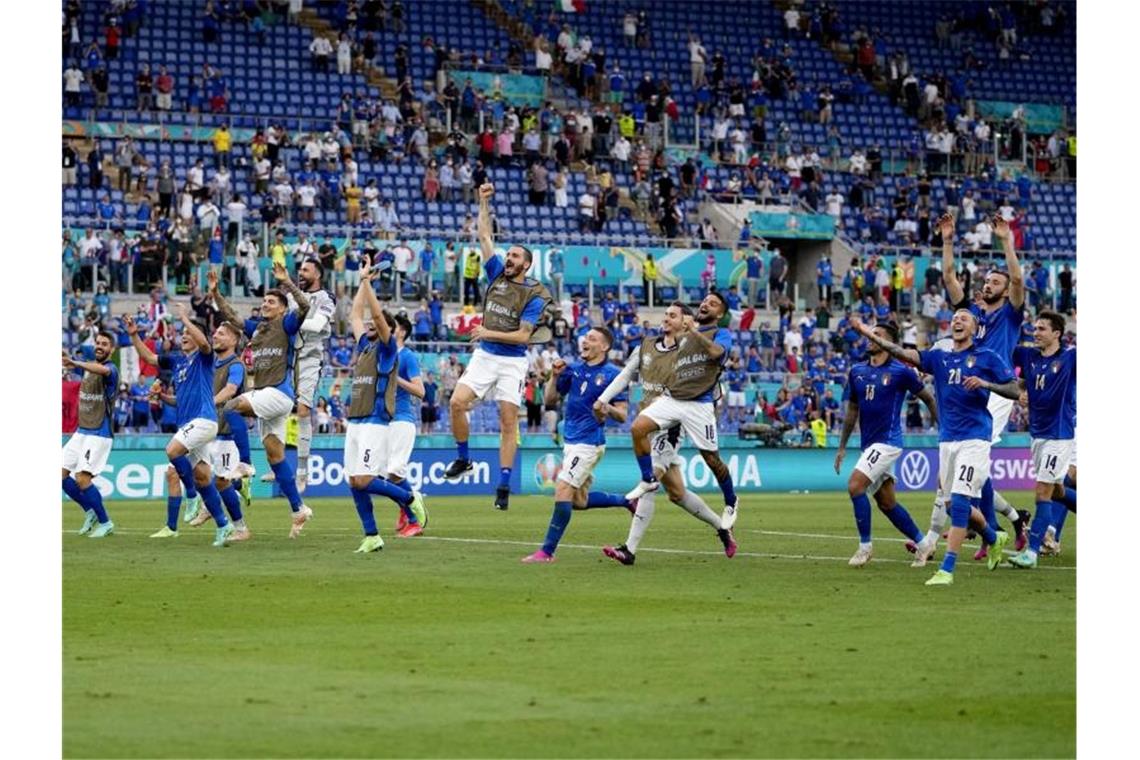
[{"x1": 63, "y1": 491, "x2": 1075, "y2": 758}]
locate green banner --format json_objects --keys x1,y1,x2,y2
[
  {"x1": 749, "y1": 211, "x2": 836, "y2": 240},
  {"x1": 446, "y1": 70, "x2": 547, "y2": 107},
  {"x1": 975, "y1": 100, "x2": 1065, "y2": 134}
]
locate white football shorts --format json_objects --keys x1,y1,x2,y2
[
  {"x1": 343, "y1": 421, "x2": 388, "y2": 478},
  {"x1": 457, "y1": 349, "x2": 528, "y2": 407},
  {"x1": 854, "y1": 443, "x2": 902, "y2": 495},
  {"x1": 642, "y1": 395, "x2": 719, "y2": 451},
  {"x1": 62, "y1": 433, "x2": 113, "y2": 477},
  {"x1": 1031, "y1": 438, "x2": 1075, "y2": 485},
  {"x1": 558, "y1": 443, "x2": 605, "y2": 489},
  {"x1": 938, "y1": 439, "x2": 992, "y2": 498}
]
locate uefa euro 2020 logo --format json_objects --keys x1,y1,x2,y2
[{"x1": 534, "y1": 452, "x2": 563, "y2": 491}]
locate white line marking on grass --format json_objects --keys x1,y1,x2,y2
[{"x1": 66, "y1": 530, "x2": 1074, "y2": 570}]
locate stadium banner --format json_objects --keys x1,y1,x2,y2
[
  {"x1": 522, "y1": 445, "x2": 1037, "y2": 494},
  {"x1": 445, "y1": 70, "x2": 547, "y2": 107},
  {"x1": 748, "y1": 211, "x2": 836, "y2": 241},
  {"x1": 974, "y1": 100, "x2": 1064, "y2": 134},
  {"x1": 72, "y1": 447, "x2": 517, "y2": 501},
  {"x1": 69, "y1": 444, "x2": 1034, "y2": 500}
]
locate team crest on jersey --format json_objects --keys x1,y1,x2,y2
[
  {"x1": 595, "y1": 374, "x2": 605, "y2": 385},
  {"x1": 1051, "y1": 361, "x2": 1061, "y2": 373},
  {"x1": 881, "y1": 374, "x2": 890, "y2": 385},
  {"x1": 966, "y1": 356, "x2": 976, "y2": 368}
]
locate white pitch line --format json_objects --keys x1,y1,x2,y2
[{"x1": 62, "y1": 530, "x2": 1075, "y2": 571}]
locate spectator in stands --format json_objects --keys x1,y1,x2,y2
[
  {"x1": 1058, "y1": 264, "x2": 1074, "y2": 314},
  {"x1": 64, "y1": 62, "x2": 84, "y2": 108},
  {"x1": 463, "y1": 247, "x2": 481, "y2": 305},
  {"x1": 548, "y1": 246, "x2": 565, "y2": 303},
  {"x1": 816, "y1": 255, "x2": 834, "y2": 306},
  {"x1": 578, "y1": 185, "x2": 598, "y2": 233},
  {"x1": 336, "y1": 32, "x2": 353, "y2": 75},
  {"x1": 310, "y1": 32, "x2": 332, "y2": 71}
]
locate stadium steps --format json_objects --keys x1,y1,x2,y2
[{"x1": 295, "y1": 7, "x2": 399, "y2": 101}]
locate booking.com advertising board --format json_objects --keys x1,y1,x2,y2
[{"x1": 73, "y1": 443, "x2": 1036, "y2": 501}]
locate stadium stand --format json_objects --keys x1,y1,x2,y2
[{"x1": 61, "y1": 0, "x2": 1076, "y2": 444}]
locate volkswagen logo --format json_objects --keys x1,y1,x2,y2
[{"x1": 899, "y1": 451, "x2": 931, "y2": 490}]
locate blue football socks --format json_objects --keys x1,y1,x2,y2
[
  {"x1": 884, "y1": 502, "x2": 923, "y2": 543},
  {"x1": 457, "y1": 440, "x2": 470, "y2": 461},
  {"x1": 165, "y1": 495, "x2": 182, "y2": 531},
  {"x1": 541, "y1": 501, "x2": 573, "y2": 556},
  {"x1": 498, "y1": 467, "x2": 512, "y2": 489},
  {"x1": 219, "y1": 484, "x2": 243, "y2": 523},
  {"x1": 80, "y1": 484, "x2": 110, "y2": 525},
  {"x1": 851, "y1": 492, "x2": 873, "y2": 543},
  {"x1": 586, "y1": 491, "x2": 628, "y2": 509},
  {"x1": 1030, "y1": 500, "x2": 1055, "y2": 553},
  {"x1": 62, "y1": 476, "x2": 88, "y2": 513},
  {"x1": 170, "y1": 455, "x2": 199, "y2": 499},
  {"x1": 270, "y1": 459, "x2": 303, "y2": 511},
  {"x1": 635, "y1": 453, "x2": 656, "y2": 482},
  {"x1": 365, "y1": 476, "x2": 412, "y2": 506},
  {"x1": 351, "y1": 488, "x2": 378, "y2": 535},
  {"x1": 198, "y1": 481, "x2": 229, "y2": 527},
  {"x1": 717, "y1": 472, "x2": 737, "y2": 505},
  {"x1": 225, "y1": 410, "x2": 252, "y2": 464},
  {"x1": 979, "y1": 478, "x2": 998, "y2": 531}
]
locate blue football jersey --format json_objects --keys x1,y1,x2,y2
[
  {"x1": 969, "y1": 300, "x2": 1021, "y2": 362},
  {"x1": 214, "y1": 354, "x2": 246, "y2": 440},
  {"x1": 393, "y1": 346, "x2": 421, "y2": 424},
  {"x1": 844, "y1": 359, "x2": 925, "y2": 448},
  {"x1": 919, "y1": 345, "x2": 1014, "y2": 442},
  {"x1": 169, "y1": 350, "x2": 217, "y2": 426},
  {"x1": 1014, "y1": 346, "x2": 1076, "y2": 440},
  {"x1": 557, "y1": 360, "x2": 627, "y2": 446}
]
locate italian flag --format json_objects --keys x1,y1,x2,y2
[{"x1": 557, "y1": 0, "x2": 586, "y2": 13}]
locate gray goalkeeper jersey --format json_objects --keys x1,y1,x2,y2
[{"x1": 289, "y1": 289, "x2": 336, "y2": 361}]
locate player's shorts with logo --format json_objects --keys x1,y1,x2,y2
[
  {"x1": 343, "y1": 421, "x2": 388, "y2": 478},
  {"x1": 650, "y1": 426, "x2": 683, "y2": 471},
  {"x1": 1031, "y1": 438, "x2": 1074, "y2": 484},
  {"x1": 558, "y1": 443, "x2": 605, "y2": 489},
  {"x1": 458, "y1": 350, "x2": 528, "y2": 407},
  {"x1": 173, "y1": 418, "x2": 220, "y2": 467},
  {"x1": 938, "y1": 439, "x2": 991, "y2": 498},
  {"x1": 210, "y1": 439, "x2": 242, "y2": 480},
  {"x1": 244, "y1": 387, "x2": 294, "y2": 443},
  {"x1": 294, "y1": 355, "x2": 323, "y2": 408},
  {"x1": 854, "y1": 443, "x2": 902, "y2": 495},
  {"x1": 642, "y1": 396, "x2": 719, "y2": 451},
  {"x1": 987, "y1": 393, "x2": 1014, "y2": 444},
  {"x1": 385, "y1": 420, "x2": 417, "y2": 479},
  {"x1": 62, "y1": 433, "x2": 113, "y2": 476}
]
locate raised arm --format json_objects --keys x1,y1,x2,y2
[
  {"x1": 938, "y1": 213, "x2": 965, "y2": 306},
  {"x1": 544, "y1": 359, "x2": 566, "y2": 406},
  {"x1": 992, "y1": 215, "x2": 1024, "y2": 308},
  {"x1": 852, "y1": 317, "x2": 921, "y2": 366},
  {"x1": 360, "y1": 267, "x2": 390, "y2": 344},
  {"x1": 349, "y1": 256, "x2": 371, "y2": 341},
  {"x1": 62, "y1": 351, "x2": 114, "y2": 377},
  {"x1": 123, "y1": 315, "x2": 158, "y2": 366},
  {"x1": 174, "y1": 302, "x2": 211, "y2": 354},
  {"x1": 476, "y1": 182, "x2": 496, "y2": 261},
  {"x1": 273, "y1": 262, "x2": 311, "y2": 319},
  {"x1": 834, "y1": 400, "x2": 860, "y2": 474},
  {"x1": 207, "y1": 269, "x2": 240, "y2": 324}
]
